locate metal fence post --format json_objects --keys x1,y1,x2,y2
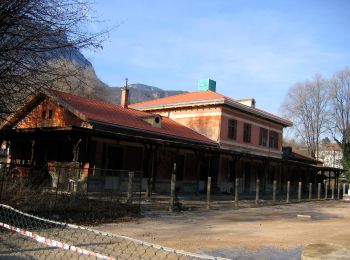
[
  {"x1": 169, "y1": 173, "x2": 176, "y2": 212},
  {"x1": 298, "y1": 182, "x2": 302, "y2": 202},
  {"x1": 0, "y1": 177, "x2": 3, "y2": 203},
  {"x1": 325, "y1": 183, "x2": 328, "y2": 200},
  {"x1": 308, "y1": 183, "x2": 312, "y2": 200},
  {"x1": 207, "y1": 176, "x2": 211, "y2": 210},
  {"x1": 255, "y1": 179, "x2": 260, "y2": 205},
  {"x1": 169, "y1": 163, "x2": 176, "y2": 212},
  {"x1": 317, "y1": 183, "x2": 321, "y2": 200},
  {"x1": 235, "y1": 177, "x2": 239, "y2": 207},
  {"x1": 286, "y1": 180, "x2": 290, "y2": 203},
  {"x1": 54, "y1": 167, "x2": 61, "y2": 208},
  {"x1": 273, "y1": 180, "x2": 277, "y2": 202},
  {"x1": 127, "y1": 171, "x2": 134, "y2": 203},
  {"x1": 0, "y1": 164, "x2": 5, "y2": 203}
]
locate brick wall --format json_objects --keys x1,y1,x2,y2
[
  {"x1": 156, "y1": 107, "x2": 222, "y2": 142},
  {"x1": 151, "y1": 105, "x2": 284, "y2": 158},
  {"x1": 220, "y1": 107, "x2": 283, "y2": 157}
]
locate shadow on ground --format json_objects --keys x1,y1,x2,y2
[{"x1": 199, "y1": 247, "x2": 302, "y2": 260}]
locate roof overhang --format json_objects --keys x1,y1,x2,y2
[
  {"x1": 0, "y1": 126, "x2": 220, "y2": 153},
  {"x1": 223, "y1": 98, "x2": 292, "y2": 127},
  {"x1": 315, "y1": 166, "x2": 345, "y2": 172},
  {"x1": 89, "y1": 119, "x2": 219, "y2": 148}
]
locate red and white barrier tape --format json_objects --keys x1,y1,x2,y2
[{"x1": 0, "y1": 222, "x2": 115, "y2": 260}]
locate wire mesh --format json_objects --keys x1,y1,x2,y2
[{"x1": 0, "y1": 204, "x2": 228, "y2": 260}]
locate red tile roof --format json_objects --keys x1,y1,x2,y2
[
  {"x1": 130, "y1": 91, "x2": 225, "y2": 107},
  {"x1": 130, "y1": 90, "x2": 292, "y2": 127},
  {"x1": 51, "y1": 90, "x2": 217, "y2": 145}
]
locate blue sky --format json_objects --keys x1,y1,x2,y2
[{"x1": 83, "y1": 0, "x2": 350, "y2": 115}]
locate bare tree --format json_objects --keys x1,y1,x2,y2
[
  {"x1": 328, "y1": 68, "x2": 350, "y2": 174},
  {"x1": 0, "y1": 0, "x2": 109, "y2": 121},
  {"x1": 281, "y1": 75, "x2": 329, "y2": 158}
]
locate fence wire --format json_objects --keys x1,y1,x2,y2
[{"x1": 0, "y1": 204, "x2": 228, "y2": 260}]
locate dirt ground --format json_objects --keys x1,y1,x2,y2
[{"x1": 96, "y1": 200, "x2": 350, "y2": 257}]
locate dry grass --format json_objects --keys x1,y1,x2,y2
[{"x1": 0, "y1": 179, "x2": 141, "y2": 225}]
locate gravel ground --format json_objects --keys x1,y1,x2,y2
[
  {"x1": 1, "y1": 200, "x2": 349, "y2": 259},
  {"x1": 96, "y1": 200, "x2": 350, "y2": 259}
]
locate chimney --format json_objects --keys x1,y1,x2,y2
[
  {"x1": 237, "y1": 98, "x2": 256, "y2": 108},
  {"x1": 121, "y1": 78, "x2": 129, "y2": 108},
  {"x1": 141, "y1": 115, "x2": 162, "y2": 128},
  {"x1": 282, "y1": 146, "x2": 292, "y2": 156},
  {"x1": 198, "y1": 79, "x2": 216, "y2": 92}
]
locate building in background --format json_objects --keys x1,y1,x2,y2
[{"x1": 317, "y1": 144, "x2": 343, "y2": 169}]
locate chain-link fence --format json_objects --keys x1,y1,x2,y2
[{"x1": 0, "y1": 204, "x2": 227, "y2": 259}]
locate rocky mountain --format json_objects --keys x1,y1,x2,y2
[
  {"x1": 3, "y1": 38, "x2": 184, "y2": 115},
  {"x1": 106, "y1": 84, "x2": 186, "y2": 105},
  {"x1": 0, "y1": 13, "x2": 184, "y2": 121},
  {"x1": 49, "y1": 47, "x2": 186, "y2": 105}
]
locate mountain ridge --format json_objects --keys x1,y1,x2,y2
[
  {"x1": 48, "y1": 48, "x2": 187, "y2": 105},
  {"x1": 106, "y1": 84, "x2": 187, "y2": 105}
]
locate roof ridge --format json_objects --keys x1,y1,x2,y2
[
  {"x1": 50, "y1": 89, "x2": 118, "y2": 106},
  {"x1": 50, "y1": 89, "x2": 157, "y2": 116}
]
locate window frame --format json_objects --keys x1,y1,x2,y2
[
  {"x1": 259, "y1": 127, "x2": 268, "y2": 146},
  {"x1": 243, "y1": 123, "x2": 251, "y2": 143},
  {"x1": 228, "y1": 119, "x2": 237, "y2": 140},
  {"x1": 41, "y1": 110, "x2": 46, "y2": 120},
  {"x1": 48, "y1": 109, "x2": 53, "y2": 119},
  {"x1": 269, "y1": 131, "x2": 279, "y2": 149}
]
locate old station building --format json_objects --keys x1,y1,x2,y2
[{"x1": 0, "y1": 80, "x2": 342, "y2": 197}]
